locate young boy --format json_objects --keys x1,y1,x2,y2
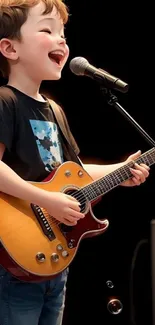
[{"x1": 0, "y1": 1, "x2": 150, "y2": 325}]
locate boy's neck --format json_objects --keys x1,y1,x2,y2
[{"x1": 7, "y1": 73, "x2": 46, "y2": 102}]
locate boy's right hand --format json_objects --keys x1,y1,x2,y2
[{"x1": 44, "y1": 192, "x2": 85, "y2": 226}]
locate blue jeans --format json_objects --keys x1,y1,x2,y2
[{"x1": 0, "y1": 265, "x2": 68, "y2": 325}]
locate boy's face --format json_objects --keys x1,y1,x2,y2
[{"x1": 12, "y1": 2, "x2": 69, "y2": 81}]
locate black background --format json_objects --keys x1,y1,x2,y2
[
  {"x1": 56, "y1": 2, "x2": 154, "y2": 325},
  {"x1": 0, "y1": 2, "x2": 154, "y2": 324}
]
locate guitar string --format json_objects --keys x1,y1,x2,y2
[
  {"x1": 65, "y1": 155, "x2": 151, "y2": 203},
  {"x1": 39, "y1": 151, "x2": 154, "y2": 228},
  {"x1": 43, "y1": 151, "x2": 154, "y2": 210},
  {"x1": 45, "y1": 174, "x2": 119, "y2": 228},
  {"x1": 64, "y1": 168, "x2": 132, "y2": 202},
  {"x1": 70, "y1": 154, "x2": 153, "y2": 202},
  {"x1": 43, "y1": 167, "x2": 130, "y2": 228},
  {"x1": 66, "y1": 167, "x2": 130, "y2": 202},
  {"x1": 42, "y1": 169, "x2": 152, "y2": 230},
  {"x1": 40, "y1": 164, "x2": 149, "y2": 228}
]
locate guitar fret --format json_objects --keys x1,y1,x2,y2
[
  {"x1": 139, "y1": 155, "x2": 150, "y2": 165},
  {"x1": 114, "y1": 171, "x2": 122, "y2": 183},
  {"x1": 82, "y1": 186, "x2": 97, "y2": 200},
  {"x1": 120, "y1": 166, "x2": 131, "y2": 180},
  {"x1": 106, "y1": 174, "x2": 117, "y2": 187},
  {"x1": 148, "y1": 154, "x2": 155, "y2": 164},
  {"x1": 143, "y1": 153, "x2": 154, "y2": 164},
  {"x1": 145, "y1": 155, "x2": 150, "y2": 164},
  {"x1": 90, "y1": 185, "x2": 100, "y2": 198},
  {"x1": 100, "y1": 177, "x2": 111, "y2": 191}
]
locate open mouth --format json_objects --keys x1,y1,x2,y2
[{"x1": 48, "y1": 53, "x2": 64, "y2": 66}]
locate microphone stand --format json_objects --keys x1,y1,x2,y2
[{"x1": 100, "y1": 86, "x2": 155, "y2": 147}]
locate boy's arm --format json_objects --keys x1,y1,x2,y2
[
  {"x1": 0, "y1": 143, "x2": 55, "y2": 206},
  {"x1": 80, "y1": 150, "x2": 150, "y2": 187},
  {"x1": 0, "y1": 143, "x2": 84, "y2": 225}
]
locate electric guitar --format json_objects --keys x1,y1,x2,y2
[{"x1": 0, "y1": 147, "x2": 155, "y2": 282}]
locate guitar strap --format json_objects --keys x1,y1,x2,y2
[{"x1": 48, "y1": 99, "x2": 82, "y2": 166}]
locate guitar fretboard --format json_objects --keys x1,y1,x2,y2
[{"x1": 79, "y1": 147, "x2": 155, "y2": 202}]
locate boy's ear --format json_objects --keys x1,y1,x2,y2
[{"x1": 0, "y1": 38, "x2": 19, "y2": 60}]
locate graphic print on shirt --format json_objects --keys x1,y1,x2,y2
[{"x1": 30, "y1": 120, "x2": 63, "y2": 172}]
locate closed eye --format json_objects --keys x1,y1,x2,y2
[{"x1": 41, "y1": 29, "x2": 51, "y2": 34}]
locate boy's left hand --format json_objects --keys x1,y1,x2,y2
[{"x1": 121, "y1": 150, "x2": 150, "y2": 187}]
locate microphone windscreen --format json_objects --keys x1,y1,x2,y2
[{"x1": 69, "y1": 57, "x2": 89, "y2": 75}]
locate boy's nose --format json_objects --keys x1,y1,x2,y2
[{"x1": 58, "y1": 37, "x2": 66, "y2": 45}]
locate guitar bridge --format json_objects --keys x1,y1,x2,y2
[{"x1": 31, "y1": 204, "x2": 55, "y2": 241}]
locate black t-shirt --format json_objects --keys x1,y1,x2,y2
[{"x1": 0, "y1": 85, "x2": 79, "y2": 181}]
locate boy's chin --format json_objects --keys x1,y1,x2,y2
[{"x1": 44, "y1": 71, "x2": 62, "y2": 81}]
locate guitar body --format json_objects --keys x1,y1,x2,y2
[{"x1": 0, "y1": 161, "x2": 109, "y2": 282}]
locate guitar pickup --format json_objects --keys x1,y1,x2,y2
[{"x1": 31, "y1": 204, "x2": 55, "y2": 241}]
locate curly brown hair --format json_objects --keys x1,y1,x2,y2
[{"x1": 0, "y1": 0, "x2": 69, "y2": 78}]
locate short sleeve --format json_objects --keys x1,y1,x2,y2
[{"x1": 0, "y1": 88, "x2": 15, "y2": 151}]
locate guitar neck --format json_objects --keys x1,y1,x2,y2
[{"x1": 81, "y1": 147, "x2": 155, "y2": 202}]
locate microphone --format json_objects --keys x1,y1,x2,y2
[{"x1": 69, "y1": 57, "x2": 129, "y2": 93}]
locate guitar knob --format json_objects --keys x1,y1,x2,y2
[
  {"x1": 51, "y1": 253, "x2": 59, "y2": 263},
  {"x1": 36, "y1": 252, "x2": 46, "y2": 263},
  {"x1": 57, "y1": 244, "x2": 63, "y2": 251},
  {"x1": 65, "y1": 170, "x2": 71, "y2": 177},
  {"x1": 62, "y1": 250, "x2": 69, "y2": 257}
]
